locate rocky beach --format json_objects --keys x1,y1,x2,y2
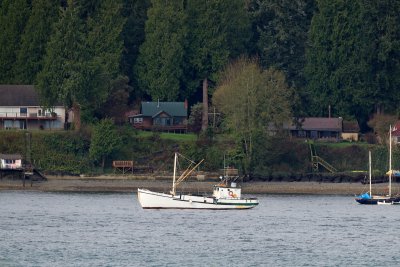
[{"x1": 1, "y1": 174, "x2": 398, "y2": 195}]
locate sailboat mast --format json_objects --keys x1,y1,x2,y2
[
  {"x1": 369, "y1": 150, "x2": 372, "y2": 195},
  {"x1": 172, "y1": 152, "x2": 177, "y2": 196},
  {"x1": 389, "y1": 125, "x2": 392, "y2": 197}
]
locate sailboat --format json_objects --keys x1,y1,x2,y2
[
  {"x1": 137, "y1": 153, "x2": 259, "y2": 209},
  {"x1": 355, "y1": 126, "x2": 400, "y2": 205}
]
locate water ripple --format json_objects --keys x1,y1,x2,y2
[{"x1": 1, "y1": 192, "x2": 400, "y2": 266}]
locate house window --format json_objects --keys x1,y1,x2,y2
[
  {"x1": 154, "y1": 118, "x2": 172, "y2": 126},
  {"x1": 133, "y1": 118, "x2": 143, "y2": 124},
  {"x1": 298, "y1": 130, "x2": 307, "y2": 138},
  {"x1": 154, "y1": 118, "x2": 161, "y2": 125},
  {"x1": 20, "y1": 107, "x2": 27, "y2": 116},
  {"x1": 310, "y1": 131, "x2": 318, "y2": 139},
  {"x1": 174, "y1": 118, "x2": 182, "y2": 125},
  {"x1": 5, "y1": 159, "x2": 15, "y2": 164}
]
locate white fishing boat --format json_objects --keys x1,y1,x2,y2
[
  {"x1": 137, "y1": 153, "x2": 259, "y2": 209},
  {"x1": 356, "y1": 126, "x2": 400, "y2": 205}
]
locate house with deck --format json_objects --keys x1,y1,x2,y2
[
  {"x1": 284, "y1": 117, "x2": 360, "y2": 141},
  {"x1": 0, "y1": 154, "x2": 22, "y2": 170},
  {"x1": 0, "y1": 85, "x2": 67, "y2": 130},
  {"x1": 129, "y1": 101, "x2": 188, "y2": 133},
  {"x1": 287, "y1": 117, "x2": 343, "y2": 140}
]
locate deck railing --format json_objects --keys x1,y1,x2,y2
[{"x1": 0, "y1": 112, "x2": 58, "y2": 119}]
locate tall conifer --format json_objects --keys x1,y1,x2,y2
[
  {"x1": 136, "y1": 0, "x2": 188, "y2": 101},
  {"x1": 0, "y1": 0, "x2": 30, "y2": 83},
  {"x1": 13, "y1": 0, "x2": 59, "y2": 84}
]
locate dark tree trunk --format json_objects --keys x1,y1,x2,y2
[
  {"x1": 202, "y1": 77, "x2": 208, "y2": 131},
  {"x1": 73, "y1": 102, "x2": 81, "y2": 131}
]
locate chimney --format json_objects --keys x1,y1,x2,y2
[
  {"x1": 184, "y1": 99, "x2": 188, "y2": 109},
  {"x1": 157, "y1": 99, "x2": 160, "y2": 108}
]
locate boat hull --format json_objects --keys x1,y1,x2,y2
[
  {"x1": 355, "y1": 196, "x2": 400, "y2": 205},
  {"x1": 138, "y1": 189, "x2": 258, "y2": 209}
]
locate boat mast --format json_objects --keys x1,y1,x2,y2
[
  {"x1": 172, "y1": 152, "x2": 178, "y2": 196},
  {"x1": 369, "y1": 150, "x2": 372, "y2": 196},
  {"x1": 223, "y1": 154, "x2": 226, "y2": 184},
  {"x1": 389, "y1": 125, "x2": 392, "y2": 197}
]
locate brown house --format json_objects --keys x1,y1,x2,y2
[
  {"x1": 285, "y1": 117, "x2": 360, "y2": 141},
  {"x1": 287, "y1": 117, "x2": 343, "y2": 140},
  {"x1": 129, "y1": 101, "x2": 188, "y2": 133}
]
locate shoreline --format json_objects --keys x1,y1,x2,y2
[{"x1": 1, "y1": 176, "x2": 398, "y2": 195}]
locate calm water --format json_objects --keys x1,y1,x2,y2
[{"x1": 1, "y1": 192, "x2": 399, "y2": 267}]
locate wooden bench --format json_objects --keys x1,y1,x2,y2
[{"x1": 112, "y1": 161, "x2": 134, "y2": 174}]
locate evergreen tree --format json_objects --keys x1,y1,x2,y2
[
  {"x1": 37, "y1": 0, "x2": 126, "y2": 127},
  {"x1": 136, "y1": 0, "x2": 188, "y2": 101},
  {"x1": 186, "y1": 0, "x2": 251, "y2": 90},
  {"x1": 305, "y1": 0, "x2": 400, "y2": 127},
  {"x1": 249, "y1": 0, "x2": 315, "y2": 89},
  {"x1": 86, "y1": 0, "x2": 126, "y2": 121},
  {"x1": 36, "y1": 0, "x2": 89, "y2": 130},
  {"x1": 79, "y1": 0, "x2": 100, "y2": 18},
  {"x1": 363, "y1": 0, "x2": 400, "y2": 115},
  {"x1": 136, "y1": 0, "x2": 250, "y2": 103},
  {"x1": 121, "y1": 0, "x2": 150, "y2": 92},
  {"x1": 305, "y1": 0, "x2": 335, "y2": 117},
  {"x1": 13, "y1": 0, "x2": 59, "y2": 84},
  {"x1": 0, "y1": 0, "x2": 30, "y2": 83}
]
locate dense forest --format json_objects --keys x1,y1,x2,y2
[
  {"x1": 1, "y1": 0, "x2": 400, "y2": 175},
  {"x1": 1, "y1": 0, "x2": 399, "y2": 130}
]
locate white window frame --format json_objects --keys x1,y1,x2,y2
[{"x1": 134, "y1": 117, "x2": 143, "y2": 124}]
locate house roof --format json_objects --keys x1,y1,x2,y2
[
  {"x1": 141, "y1": 102, "x2": 187, "y2": 117},
  {"x1": 0, "y1": 85, "x2": 40, "y2": 106},
  {"x1": 342, "y1": 120, "x2": 360, "y2": 133},
  {"x1": 287, "y1": 117, "x2": 343, "y2": 131},
  {"x1": 0, "y1": 84, "x2": 63, "y2": 107},
  {"x1": 0, "y1": 154, "x2": 22, "y2": 160}
]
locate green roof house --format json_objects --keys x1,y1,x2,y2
[{"x1": 129, "y1": 101, "x2": 188, "y2": 133}]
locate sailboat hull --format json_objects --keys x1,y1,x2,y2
[
  {"x1": 356, "y1": 196, "x2": 400, "y2": 205},
  {"x1": 138, "y1": 189, "x2": 258, "y2": 209}
]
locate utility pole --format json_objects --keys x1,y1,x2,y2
[{"x1": 208, "y1": 107, "x2": 220, "y2": 128}]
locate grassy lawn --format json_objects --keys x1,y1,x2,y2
[
  {"x1": 135, "y1": 131, "x2": 197, "y2": 141},
  {"x1": 319, "y1": 141, "x2": 372, "y2": 148}
]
